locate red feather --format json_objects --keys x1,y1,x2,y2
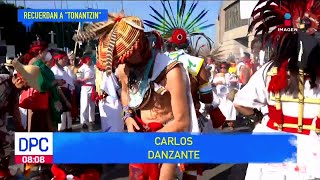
[
  {"x1": 51, "y1": 165, "x2": 66, "y2": 180},
  {"x1": 268, "y1": 60, "x2": 289, "y2": 93},
  {"x1": 249, "y1": 0, "x2": 320, "y2": 49}
]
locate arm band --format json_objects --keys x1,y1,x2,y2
[
  {"x1": 199, "y1": 82, "x2": 213, "y2": 94},
  {"x1": 122, "y1": 106, "x2": 135, "y2": 122}
]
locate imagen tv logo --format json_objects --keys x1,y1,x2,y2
[{"x1": 278, "y1": 13, "x2": 298, "y2": 32}]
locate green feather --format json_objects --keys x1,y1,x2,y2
[
  {"x1": 166, "y1": 0, "x2": 179, "y2": 27},
  {"x1": 182, "y1": 1, "x2": 198, "y2": 28},
  {"x1": 160, "y1": 0, "x2": 177, "y2": 28},
  {"x1": 145, "y1": 0, "x2": 213, "y2": 37},
  {"x1": 149, "y1": 6, "x2": 174, "y2": 30},
  {"x1": 185, "y1": 10, "x2": 208, "y2": 31}
]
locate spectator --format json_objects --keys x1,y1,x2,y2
[
  {"x1": 213, "y1": 62, "x2": 228, "y2": 86},
  {"x1": 237, "y1": 52, "x2": 254, "y2": 89},
  {"x1": 206, "y1": 55, "x2": 217, "y2": 82}
]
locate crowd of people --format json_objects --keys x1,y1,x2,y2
[{"x1": 1, "y1": 0, "x2": 320, "y2": 179}]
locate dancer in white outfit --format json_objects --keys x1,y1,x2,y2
[
  {"x1": 99, "y1": 72, "x2": 123, "y2": 132},
  {"x1": 234, "y1": 0, "x2": 320, "y2": 179},
  {"x1": 77, "y1": 56, "x2": 96, "y2": 129},
  {"x1": 51, "y1": 50, "x2": 74, "y2": 131}
]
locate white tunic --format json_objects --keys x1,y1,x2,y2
[
  {"x1": 99, "y1": 72, "x2": 123, "y2": 132},
  {"x1": 77, "y1": 64, "x2": 95, "y2": 85},
  {"x1": 77, "y1": 64, "x2": 96, "y2": 124},
  {"x1": 51, "y1": 65, "x2": 75, "y2": 90},
  {"x1": 234, "y1": 62, "x2": 320, "y2": 180}
]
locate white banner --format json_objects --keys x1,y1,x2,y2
[{"x1": 240, "y1": 0, "x2": 259, "y2": 19}]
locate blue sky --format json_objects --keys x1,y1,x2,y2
[{"x1": 12, "y1": 0, "x2": 221, "y2": 46}]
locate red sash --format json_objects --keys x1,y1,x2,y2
[
  {"x1": 267, "y1": 105, "x2": 316, "y2": 135},
  {"x1": 129, "y1": 116, "x2": 163, "y2": 180},
  {"x1": 82, "y1": 84, "x2": 96, "y2": 102}
]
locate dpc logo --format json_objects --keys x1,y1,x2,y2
[{"x1": 15, "y1": 132, "x2": 53, "y2": 164}]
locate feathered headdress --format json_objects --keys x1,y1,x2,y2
[
  {"x1": 73, "y1": 10, "x2": 146, "y2": 75},
  {"x1": 249, "y1": 0, "x2": 320, "y2": 54},
  {"x1": 198, "y1": 43, "x2": 224, "y2": 61},
  {"x1": 144, "y1": 0, "x2": 214, "y2": 49},
  {"x1": 250, "y1": 0, "x2": 320, "y2": 133}
]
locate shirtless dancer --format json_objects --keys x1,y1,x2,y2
[
  {"x1": 73, "y1": 11, "x2": 199, "y2": 180},
  {"x1": 163, "y1": 28, "x2": 227, "y2": 179}
]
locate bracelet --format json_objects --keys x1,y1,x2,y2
[
  {"x1": 122, "y1": 112, "x2": 134, "y2": 122},
  {"x1": 122, "y1": 106, "x2": 135, "y2": 122},
  {"x1": 123, "y1": 106, "x2": 134, "y2": 114}
]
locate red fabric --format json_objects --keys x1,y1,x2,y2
[
  {"x1": 267, "y1": 105, "x2": 313, "y2": 135},
  {"x1": 53, "y1": 54, "x2": 67, "y2": 60},
  {"x1": 19, "y1": 88, "x2": 49, "y2": 110},
  {"x1": 0, "y1": 167, "x2": 10, "y2": 178},
  {"x1": 51, "y1": 165, "x2": 100, "y2": 180},
  {"x1": 267, "y1": 105, "x2": 284, "y2": 125},
  {"x1": 316, "y1": 117, "x2": 320, "y2": 130},
  {"x1": 81, "y1": 57, "x2": 91, "y2": 64},
  {"x1": 209, "y1": 107, "x2": 226, "y2": 128},
  {"x1": 115, "y1": 17, "x2": 123, "y2": 22},
  {"x1": 168, "y1": 28, "x2": 187, "y2": 45},
  {"x1": 134, "y1": 115, "x2": 164, "y2": 132},
  {"x1": 79, "y1": 169, "x2": 100, "y2": 180},
  {"x1": 82, "y1": 84, "x2": 96, "y2": 102},
  {"x1": 51, "y1": 164, "x2": 66, "y2": 180},
  {"x1": 268, "y1": 60, "x2": 289, "y2": 93},
  {"x1": 129, "y1": 164, "x2": 160, "y2": 180},
  {"x1": 129, "y1": 116, "x2": 163, "y2": 180},
  {"x1": 51, "y1": 53, "x2": 67, "y2": 67}
]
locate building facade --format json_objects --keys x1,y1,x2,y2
[{"x1": 215, "y1": 0, "x2": 257, "y2": 60}]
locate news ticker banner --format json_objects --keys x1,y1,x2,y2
[
  {"x1": 18, "y1": 9, "x2": 108, "y2": 29},
  {"x1": 15, "y1": 132, "x2": 296, "y2": 164}
]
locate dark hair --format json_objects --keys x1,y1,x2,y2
[
  {"x1": 23, "y1": 41, "x2": 48, "y2": 65},
  {"x1": 165, "y1": 41, "x2": 189, "y2": 52},
  {"x1": 243, "y1": 52, "x2": 250, "y2": 59},
  {"x1": 270, "y1": 33, "x2": 320, "y2": 94}
]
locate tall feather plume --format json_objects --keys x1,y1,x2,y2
[
  {"x1": 199, "y1": 44, "x2": 224, "y2": 62},
  {"x1": 144, "y1": 0, "x2": 214, "y2": 42},
  {"x1": 249, "y1": 0, "x2": 320, "y2": 50},
  {"x1": 179, "y1": 0, "x2": 186, "y2": 23}
]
